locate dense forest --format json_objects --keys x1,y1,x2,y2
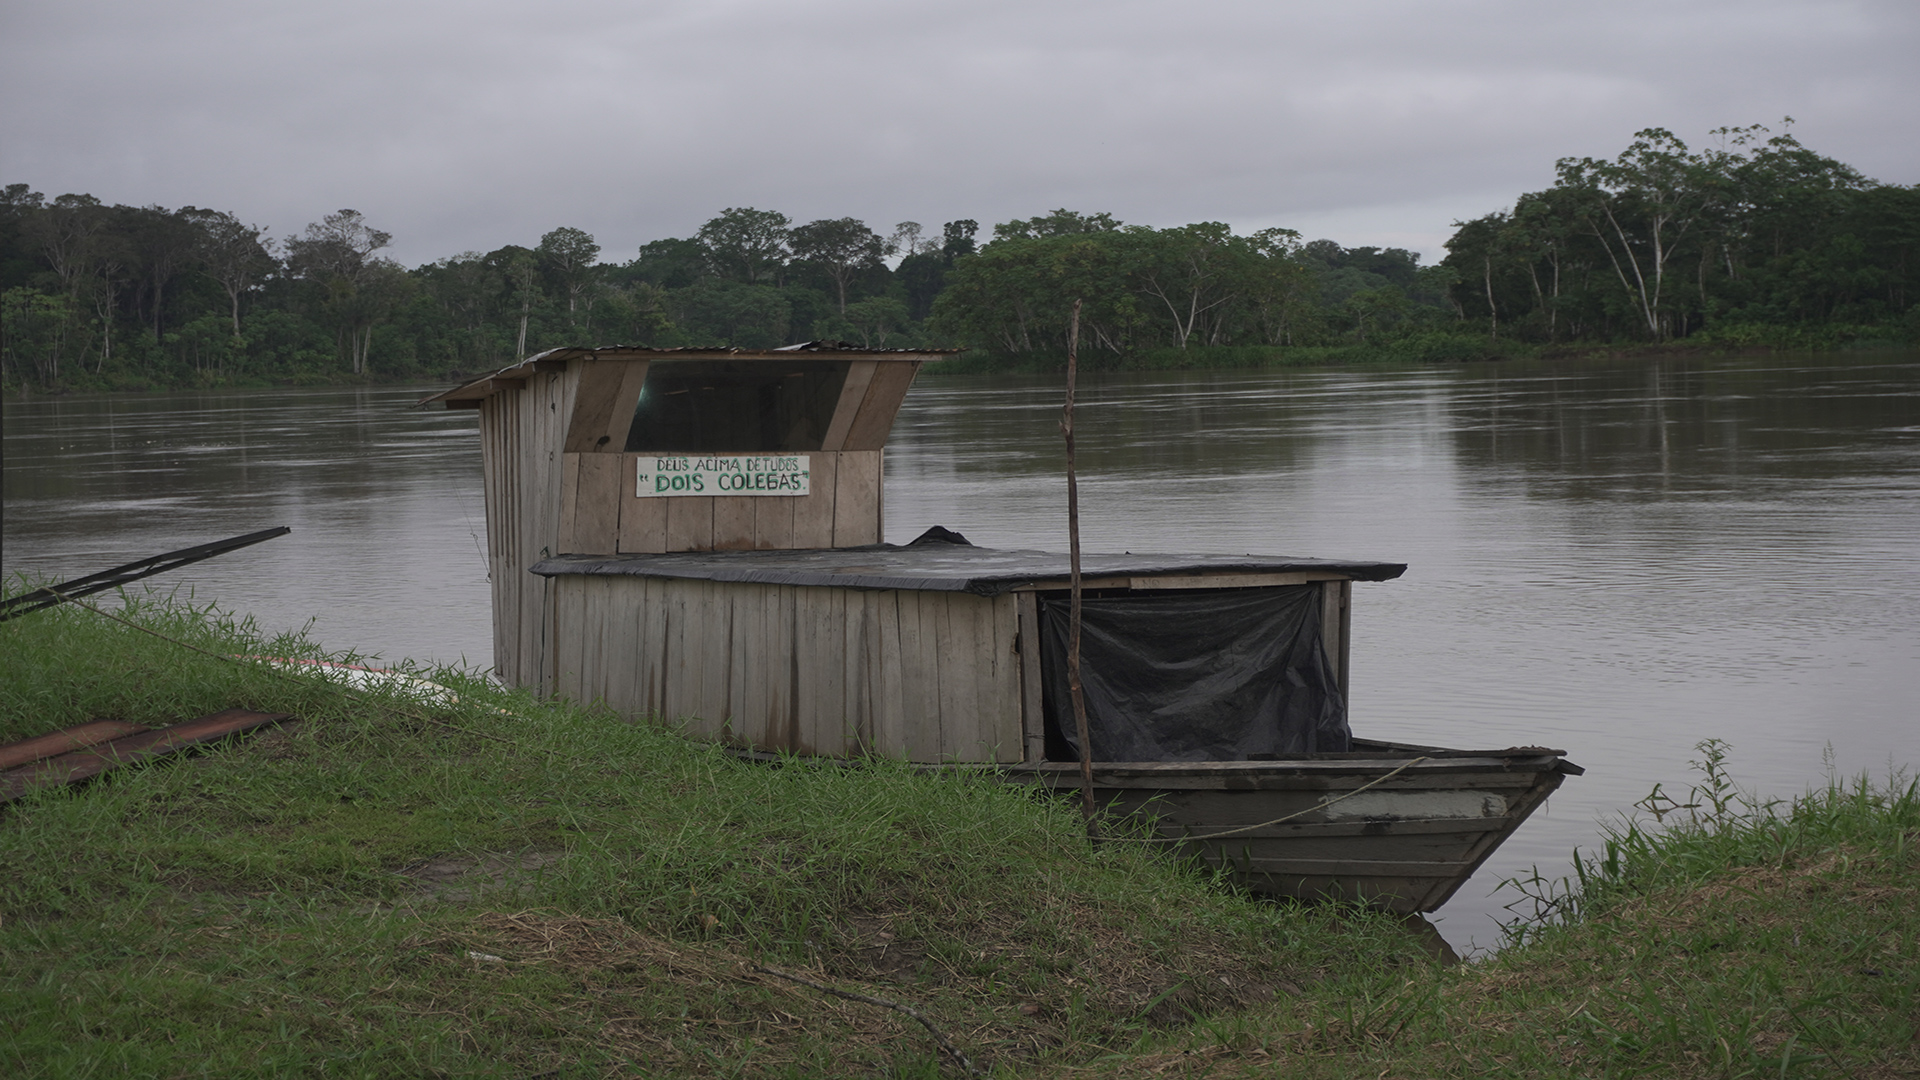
[{"x1": 3, "y1": 123, "x2": 1915, "y2": 392}]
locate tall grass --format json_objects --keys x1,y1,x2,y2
[{"x1": 0, "y1": 588, "x2": 1425, "y2": 1077}]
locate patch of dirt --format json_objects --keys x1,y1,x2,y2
[{"x1": 396, "y1": 849, "x2": 564, "y2": 902}]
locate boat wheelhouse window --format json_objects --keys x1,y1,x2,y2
[
  {"x1": 623, "y1": 360, "x2": 850, "y2": 453},
  {"x1": 1038, "y1": 585, "x2": 1350, "y2": 762}
]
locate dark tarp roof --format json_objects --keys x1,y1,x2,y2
[{"x1": 529, "y1": 535, "x2": 1406, "y2": 597}]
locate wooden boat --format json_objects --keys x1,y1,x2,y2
[
  {"x1": 1002, "y1": 739, "x2": 1580, "y2": 913},
  {"x1": 419, "y1": 345, "x2": 1581, "y2": 914}
]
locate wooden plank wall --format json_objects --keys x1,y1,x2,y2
[
  {"x1": 1322, "y1": 579, "x2": 1352, "y2": 694},
  {"x1": 546, "y1": 577, "x2": 1024, "y2": 762},
  {"x1": 555, "y1": 450, "x2": 883, "y2": 554},
  {"x1": 475, "y1": 365, "x2": 580, "y2": 690}
]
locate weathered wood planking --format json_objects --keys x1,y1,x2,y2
[
  {"x1": 1333, "y1": 579, "x2": 1353, "y2": 693},
  {"x1": 483, "y1": 362, "x2": 583, "y2": 688},
  {"x1": 793, "y1": 453, "x2": 838, "y2": 548},
  {"x1": 447, "y1": 350, "x2": 943, "y2": 695},
  {"x1": 1015, "y1": 593, "x2": 1045, "y2": 764},
  {"x1": 544, "y1": 575, "x2": 1026, "y2": 762},
  {"x1": 832, "y1": 451, "x2": 882, "y2": 546},
  {"x1": 566, "y1": 453, "x2": 622, "y2": 554},
  {"x1": 562, "y1": 358, "x2": 649, "y2": 454},
  {"x1": 665, "y1": 494, "x2": 715, "y2": 552},
  {"x1": 819, "y1": 361, "x2": 877, "y2": 451},
  {"x1": 753, "y1": 491, "x2": 795, "y2": 550},
  {"x1": 842, "y1": 362, "x2": 919, "y2": 450},
  {"x1": 617, "y1": 455, "x2": 669, "y2": 553}
]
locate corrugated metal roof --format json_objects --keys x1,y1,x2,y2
[
  {"x1": 529, "y1": 538, "x2": 1407, "y2": 596},
  {"x1": 416, "y1": 343, "x2": 963, "y2": 407}
]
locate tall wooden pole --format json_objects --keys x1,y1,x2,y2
[{"x1": 1062, "y1": 298, "x2": 1098, "y2": 832}]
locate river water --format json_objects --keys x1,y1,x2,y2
[{"x1": 5, "y1": 350, "x2": 1918, "y2": 954}]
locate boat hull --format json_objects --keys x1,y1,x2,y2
[{"x1": 1002, "y1": 740, "x2": 1580, "y2": 914}]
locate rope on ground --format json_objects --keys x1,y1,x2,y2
[
  {"x1": 751, "y1": 962, "x2": 986, "y2": 1078},
  {"x1": 38, "y1": 585, "x2": 517, "y2": 745},
  {"x1": 1098, "y1": 755, "x2": 1429, "y2": 843}
]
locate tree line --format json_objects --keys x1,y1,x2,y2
[
  {"x1": 1442, "y1": 122, "x2": 1919, "y2": 344},
  {"x1": 3, "y1": 123, "x2": 1913, "y2": 391}
]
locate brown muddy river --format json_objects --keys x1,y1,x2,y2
[{"x1": 6, "y1": 349, "x2": 1918, "y2": 953}]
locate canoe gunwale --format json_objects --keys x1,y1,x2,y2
[{"x1": 995, "y1": 746, "x2": 1576, "y2": 914}]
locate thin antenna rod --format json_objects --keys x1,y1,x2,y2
[{"x1": 1062, "y1": 298, "x2": 1098, "y2": 833}]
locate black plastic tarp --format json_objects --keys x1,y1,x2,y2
[{"x1": 1039, "y1": 585, "x2": 1349, "y2": 762}]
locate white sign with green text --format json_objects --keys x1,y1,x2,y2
[{"x1": 634, "y1": 454, "x2": 810, "y2": 497}]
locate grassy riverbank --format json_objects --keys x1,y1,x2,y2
[{"x1": 3, "y1": 594, "x2": 1916, "y2": 1077}]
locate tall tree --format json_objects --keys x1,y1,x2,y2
[
  {"x1": 537, "y1": 226, "x2": 600, "y2": 324},
  {"x1": 789, "y1": 217, "x2": 884, "y2": 314},
  {"x1": 184, "y1": 209, "x2": 275, "y2": 336},
  {"x1": 696, "y1": 208, "x2": 790, "y2": 284},
  {"x1": 1128, "y1": 222, "x2": 1253, "y2": 349},
  {"x1": 127, "y1": 206, "x2": 200, "y2": 344},
  {"x1": 1555, "y1": 128, "x2": 1722, "y2": 339},
  {"x1": 941, "y1": 219, "x2": 979, "y2": 262},
  {"x1": 285, "y1": 209, "x2": 397, "y2": 373},
  {"x1": 992, "y1": 209, "x2": 1122, "y2": 241}
]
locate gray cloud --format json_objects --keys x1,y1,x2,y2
[{"x1": 4, "y1": 0, "x2": 1916, "y2": 265}]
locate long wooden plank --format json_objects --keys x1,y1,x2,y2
[
  {"x1": 933, "y1": 595, "x2": 978, "y2": 761},
  {"x1": 832, "y1": 451, "x2": 881, "y2": 546},
  {"x1": 711, "y1": 496, "x2": 756, "y2": 551},
  {"x1": 617, "y1": 454, "x2": 669, "y2": 553},
  {"x1": 870, "y1": 591, "x2": 909, "y2": 758},
  {"x1": 606, "y1": 360, "x2": 649, "y2": 450},
  {"x1": 1214, "y1": 857, "x2": 1480, "y2": 878},
  {"x1": 728, "y1": 582, "x2": 766, "y2": 747},
  {"x1": 663, "y1": 578, "x2": 701, "y2": 732},
  {"x1": 792, "y1": 454, "x2": 838, "y2": 548},
  {"x1": 753, "y1": 492, "x2": 795, "y2": 550},
  {"x1": 795, "y1": 587, "x2": 848, "y2": 756},
  {"x1": 556, "y1": 452, "x2": 584, "y2": 554},
  {"x1": 698, "y1": 581, "x2": 734, "y2": 737},
  {"x1": 1, "y1": 710, "x2": 292, "y2": 803},
  {"x1": 765, "y1": 585, "x2": 798, "y2": 751},
  {"x1": 897, "y1": 592, "x2": 941, "y2": 762},
  {"x1": 1335, "y1": 579, "x2": 1353, "y2": 696},
  {"x1": 843, "y1": 586, "x2": 874, "y2": 754},
  {"x1": 0, "y1": 720, "x2": 150, "y2": 771},
  {"x1": 1014, "y1": 592, "x2": 1045, "y2": 764},
  {"x1": 1129, "y1": 572, "x2": 1345, "y2": 590},
  {"x1": 550, "y1": 579, "x2": 583, "y2": 701},
  {"x1": 639, "y1": 575, "x2": 669, "y2": 719},
  {"x1": 983, "y1": 595, "x2": 1024, "y2": 762},
  {"x1": 841, "y1": 361, "x2": 920, "y2": 450},
  {"x1": 570, "y1": 453, "x2": 622, "y2": 554},
  {"x1": 558, "y1": 357, "x2": 649, "y2": 454},
  {"x1": 666, "y1": 496, "x2": 715, "y2": 552},
  {"x1": 818, "y1": 361, "x2": 877, "y2": 451},
  {"x1": 560, "y1": 357, "x2": 622, "y2": 449},
  {"x1": 602, "y1": 576, "x2": 640, "y2": 721}
]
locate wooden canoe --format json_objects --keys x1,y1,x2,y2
[{"x1": 1000, "y1": 738, "x2": 1582, "y2": 914}]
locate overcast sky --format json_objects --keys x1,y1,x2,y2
[{"x1": 4, "y1": 0, "x2": 1916, "y2": 267}]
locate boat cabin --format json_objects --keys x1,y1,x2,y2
[{"x1": 421, "y1": 345, "x2": 1406, "y2": 765}]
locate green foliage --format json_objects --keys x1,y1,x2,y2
[
  {"x1": 5, "y1": 126, "x2": 1910, "y2": 395},
  {"x1": 1444, "y1": 120, "x2": 1920, "y2": 344}
]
